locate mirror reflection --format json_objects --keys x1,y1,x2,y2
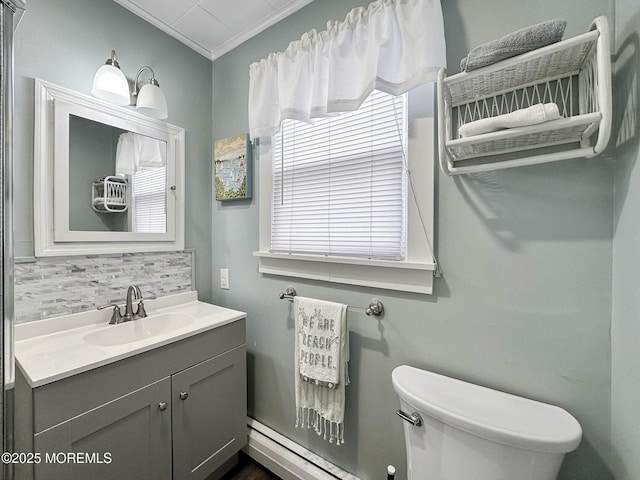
[
  {"x1": 68, "y1": 115, "x2": 167, "y2": 234},
  {"x1": 35, "y1": 78, "x2": 185, "y2": 256}
]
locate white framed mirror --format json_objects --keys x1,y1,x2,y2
[{"x1": 34, "y1": 78, "x2": 185, "y2": 256}]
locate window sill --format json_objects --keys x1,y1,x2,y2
[{"x1": 253, "y1": 251, "x2": 435, "y2": 294}]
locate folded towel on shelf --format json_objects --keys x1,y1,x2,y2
[
  {"x1": 294, "y1": 296, "x2": 349, "y2": 444},
  {"x1": 460, "y1": 19, "x2": 567, "y2": 72},
  {"x1": 458, "y1": 103, "x2": 562, "y2": 138}
]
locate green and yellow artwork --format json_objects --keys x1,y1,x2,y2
[{"x1": 214, "y1": 133, "x2": 252, "y2": 201}]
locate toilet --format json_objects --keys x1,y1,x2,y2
[{"x1": 392, "y1": 366, "x2": 582, "y2": 480}]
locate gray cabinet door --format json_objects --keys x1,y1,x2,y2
[
  {"x1": 34, "y1": 377, "x2": 172, "y2": 480},
  {"x1": 172, "y1": 345, "x2": 247, "y2": 480}
]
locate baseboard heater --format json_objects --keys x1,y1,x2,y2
[{"x1": 244, "y1": 418, "x2": 361, "y2": 480}]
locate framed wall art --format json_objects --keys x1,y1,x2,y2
[{"x1": 214, "y1": 133, "x2": 252, "y2": 201}]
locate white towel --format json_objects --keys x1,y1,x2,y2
[
  {"x1": 294, "y1": 296, "x2": 349, "y2": 444},
  {"x1": 116, "y1": 133, "x2": 166, "y2": 175},
  {"x1": 458, "y1": 103, "x2": 561, "y2": 138}
]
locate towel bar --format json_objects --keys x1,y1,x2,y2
[
  {"x1": 278, "y1": 287, "x2": 297, "y2": 300},
  {"x1": 278, "y1": 287, "x2": 384, "y2": 317}
]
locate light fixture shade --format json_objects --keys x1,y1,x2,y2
[
  {"x1": 91, "y1": 64, "x2": 130, "y2": 106},
  {"x1": 136, "y1": 82, "x2": 168, "y2": 119}
]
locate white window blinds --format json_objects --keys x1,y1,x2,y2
[
  {"x1": 272, "y1": 90, "x2": 407, "y2": 260},
  {"x1": 131, "y1": 167, "x2": 166, "y2": 233}
]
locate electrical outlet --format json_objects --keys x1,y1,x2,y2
[{"x1": 220, "y1": 268, "x2": 229, "y2": 289}]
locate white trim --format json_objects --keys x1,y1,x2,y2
[
  {"x1": 113, "y1": 0, "x2": 315, "y2": 61},
  {"x1": 209, "y1": 0, "x2": 316, "y2": 60},
  {"x1": 254, "y1": 252, "x2": 435, "y2": 294},
  {"x1": 245, "y1": 418, "x2": 361, "y2": 480},
  {"x1": 254, "y1": 251, "x2": 435, "y2": 271},
  {"x1": 256, "y1": 88, "x2": 437, "y2": 294}
]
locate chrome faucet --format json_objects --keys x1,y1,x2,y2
[
  {"x1": 123, "y1": 285, "x2": 143, "y2": 322},
  {"x1": 98, "y1": 286, "x2": 155, "y2": 325}
]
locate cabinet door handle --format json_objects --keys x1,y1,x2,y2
[
  {"x1": 158, "y1": 402, "x2": 168, "y2": 411},
  {"x1": 179, "y1": 391, "x2": 189, "y2": 401}
]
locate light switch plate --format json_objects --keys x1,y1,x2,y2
[{"x1": 220, "y1": 268, "x2": 229, "y2": 289}]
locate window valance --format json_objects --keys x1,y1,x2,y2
[{"x1": 248, "y1": 0, "x2": 446, "y2": 139}]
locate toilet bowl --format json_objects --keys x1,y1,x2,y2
[{"x1": 392, "y1": 366, "x2": 582, "y2": 480}]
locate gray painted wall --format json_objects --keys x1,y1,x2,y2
[
  {"x1": 13, "y1": 0, "x2": 214, "y2": 301},
  {"x1": 68, "y1": 116, "x2": 126, "y2": 232},
  {"x1": 612, "y1": 0, "x2": 640, "y2": 478},
  {"x1": 10, "y1": 1, "x2": 633, "y2": 479},
  {"x1": 212, "y1": 1, "x2": 615, "y2": 479}
]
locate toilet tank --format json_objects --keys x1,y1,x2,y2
[{"x1": 392, "y1": 366, "x2": 582, "y2": 480}]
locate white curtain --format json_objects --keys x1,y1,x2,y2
[{"x1": 248, "y1": 0, "x2": 446, "y2": 140}]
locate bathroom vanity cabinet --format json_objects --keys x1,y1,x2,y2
[{"x1": 14, "y1": 318, "x2": 247, "y2": 480}]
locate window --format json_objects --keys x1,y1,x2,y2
[
  {"x1": 255, "y1": 85, "x2": 436, "y2": 294},
  {"x1": 272, "y1": 90, "x2": 407, "y2": 260},
  {"x1": 130, "y1": 167, "x2": 167, "y2": 233}
]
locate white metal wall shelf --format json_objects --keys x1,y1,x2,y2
[
  {"x1": 92, "y1": 175, "x2": 128, "y2": 213},
  {"x1": 437, "y1": 16, "x2": 612, "y2": 175}
]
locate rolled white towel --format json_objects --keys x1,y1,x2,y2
[{"x1": 458, "y1": 103, "x2": 561, "y2": 138}]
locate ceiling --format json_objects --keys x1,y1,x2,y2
[{"x1": 113, "y1": 0, "x2": 314, "y2": 61}]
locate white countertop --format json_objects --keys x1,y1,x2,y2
[{"x1": 15, "y1": 291, "x2": 246, "y2": 388}]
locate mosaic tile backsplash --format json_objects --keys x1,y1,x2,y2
[{"x1": 14, "y1": 251, "x2": 193, "y2": 324}]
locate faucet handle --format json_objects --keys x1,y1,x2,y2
[
  {"x1": 97, "y1": 303, "x2": 119, "y2": 310},
  {"x1": 136, "y1": 300, "x2": 148, "y2": 318},
  {"x1": 134, "y1": 291, "x2": 157, "y2": 319},
  {"x1": 97, "y1": 303, "x2": 123, "y2": 325}
]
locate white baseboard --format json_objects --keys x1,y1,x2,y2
[{"x1": 244, "y1": 418, "x2": 361, "y2": 480}]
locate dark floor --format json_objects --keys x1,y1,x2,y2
[{"x1": 220, "y1": 454, "x2": 282, "y2": 480}]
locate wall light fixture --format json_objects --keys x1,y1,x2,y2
[
  {"x1": 91, "y1": 50, "x2": 168, "y2": 119},
  {"x1": 91, "y1": 50, "x2": 130, "y2": 106},
  {"x1": 133, "y1": 67, "x2": 168, "y2": 120}
]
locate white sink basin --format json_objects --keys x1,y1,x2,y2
[
  {"x1": 84, "y1": 312, "x2": 194, "y2": 346},
  {"x1": 15, "y1": 292, "x2": 247, "y2": 387}
]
